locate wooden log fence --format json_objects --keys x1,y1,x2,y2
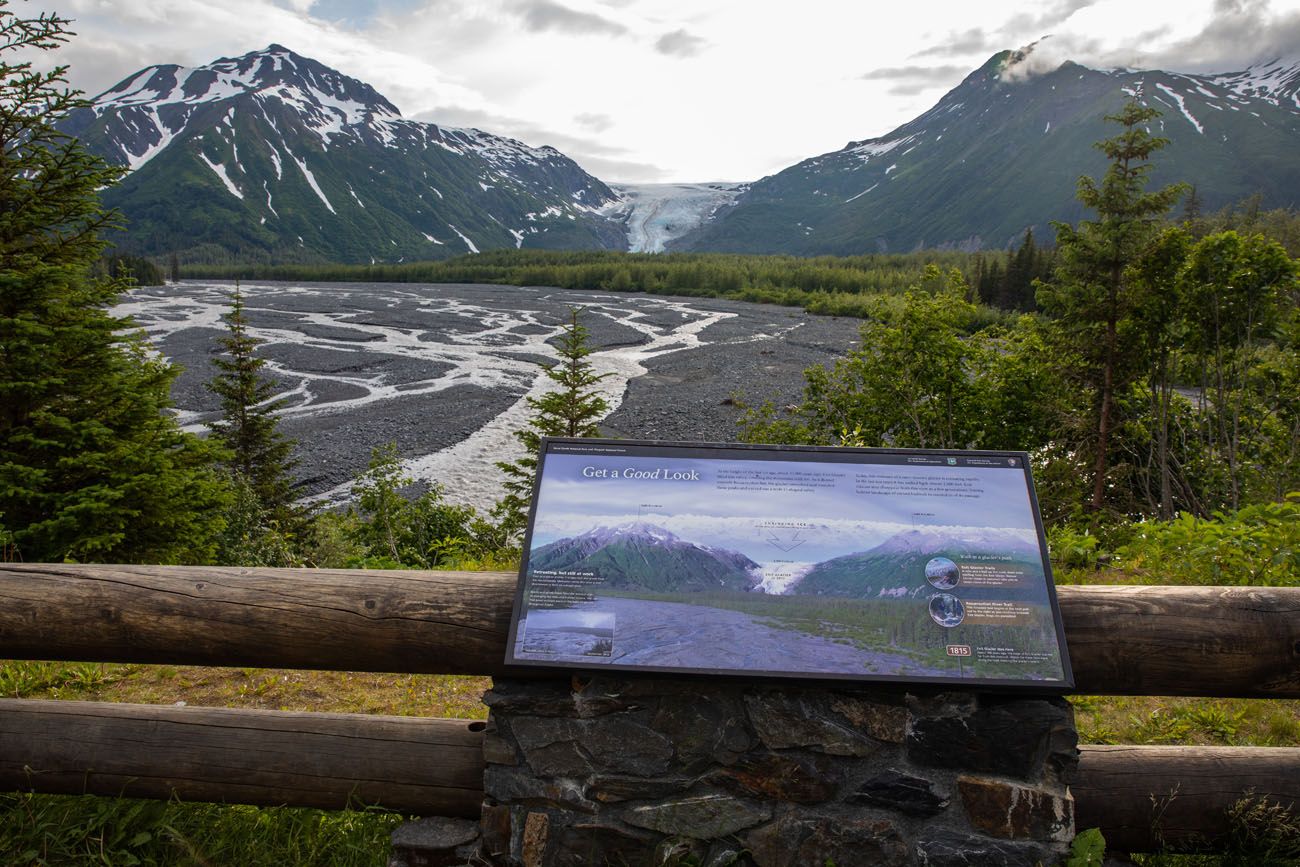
[
  {"x1": 2, "y1": 564, "x2": 1298, "y2": 697},
  {"x1": 1074, "y1": 745, "x2": 1300, "y2": 853},
  {"x1": 0, "y1": 699, "x2": 484, "y2": 817},
  {"x1": 3, "y1": 699, "x2": 1298, "y2": 854},
  {"x1": 2, "y1": 563, "x2": 1299, "y2": 854}
]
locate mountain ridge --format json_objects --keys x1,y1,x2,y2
[
  {"x1": 64, "y1": 43, "x2": 1300, "y2": 261},
  {"x1": 64, "y1": 44, "x2": 629, "y2": 263},
  {"x1": 675, "y1": 47, "x2": 1300, "y2": 254},
  {"x1": 791, "y1": 527, "x2": 1043, "y2": 599},
  {"x1": 529, "y1": 522, "x2": 761, "y2": 593}
]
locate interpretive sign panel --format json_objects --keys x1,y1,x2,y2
[{"x1": 505, "y1": 438, "x2": 1073, "y2": 689}]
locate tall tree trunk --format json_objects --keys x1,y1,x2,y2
[
  {"x1": 1159, "y1": 382, "x2": 1173, "y2": 519},
  {"x1": 1091, "y1": 270, "x2": 1121, "y2": 511}
]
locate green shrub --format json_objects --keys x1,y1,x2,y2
[{"x1": 1116, "y1": 494, "x2": 1300, "y2": 586}]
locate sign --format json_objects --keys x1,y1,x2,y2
[{"x1": 504, "y1": 438, "x2": 1073, "y2": 689}]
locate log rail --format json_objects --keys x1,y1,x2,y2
[
  {"x1": 2, "y1": 564, "x2": 1298, "y2": 698},
  {"x1": 3, "y1": 564, "x2": 1299, "y2": 854},
  {"x1": 2, "y1": 699, "x2": 1297, "y2": 855}
]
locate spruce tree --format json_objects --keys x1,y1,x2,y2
[
  {"x1": 0, "y1": 6, "x2": 227, "y2": 562},
  {"x1": 495, "y1": 309, "x2": 609, "y2": 537},
  {"x1": 207, "y1": 284, "x2": 299, "y2": 520},
  {"x1": 1182, "y1": 184, "x2": 1206, "y2": 238},
  {"x1": 1038, "y1": 100, "x2": 1185, "y2": 512}
]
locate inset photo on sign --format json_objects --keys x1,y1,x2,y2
[
  {"x1": 504, "y1": 438, "x2": 1074, "y2": 689},
  {"x1": 928, "y1": 593, "x2": 966, "y2": 628},
  {"x1": 518, "y1": 608, "x2": 615, "y2": 658},
  {"x1": 925, "y1": 556, "x2": 961, "y2": 590}
]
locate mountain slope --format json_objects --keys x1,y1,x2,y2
[
  {"x1": 679, "y1": 48, "x2": 1300, "y2": 254},
  {"x1": 529, "y1": 522, "x2": 760, "y2": 592},
  {"x1": 62, "y1": 45, "x2": 627, "y2": 263},
  {"x1": 794, "y1": 528, "x2": 1042, "y2": 598}
]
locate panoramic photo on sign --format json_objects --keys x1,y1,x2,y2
[{"x1": 505, "y1": 439, "x2": 1073, "y2": 689}]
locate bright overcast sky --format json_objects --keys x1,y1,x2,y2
[{"x1": 38, "y1": 0, "x2": 1300, "y2": 183}]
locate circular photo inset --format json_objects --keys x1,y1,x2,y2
[
  {"x1": 928, "y1": 593, "x2": 965, "y2": 628},
  {"x1": 925, "y1": 556, "x2": 961, "y2": 590}
]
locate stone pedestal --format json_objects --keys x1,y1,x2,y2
[{"x1": 476, "y1": 676, "x2": 1078, "y2": 867}]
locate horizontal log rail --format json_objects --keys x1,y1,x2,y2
[
  {"x1": 4, "y1": 699, "x2": 1297, "y2": 854},
  {"x1": 1074, "y1": 744, "x2": 1300, "y2": 853},
  {"x1": 2, "y1": 564, "x2": 1299, "y2": 697},
  {"x1": 0, "y1": 699, "x2": 484, "y2": 817}
]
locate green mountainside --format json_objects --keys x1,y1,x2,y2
[
  {"x1": 61, "y1": 45, "x2": 627, "y2": 264},
  {"x1": 795, "y1": 528, "x2": 1044, "y2": 599},
  {"x1": 529, "y1": 523, "x2": 760, "y2": 593},
  {"x1": 680, "y1": 48, "x2": 1300, "y2": 254}
]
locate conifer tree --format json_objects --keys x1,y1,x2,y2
[
  {"x1": 495, "y1": 309, "x2": 609, "y2": 537},
  {"x1": 1182, "y1": 184, "x2": 1206, "y2": 238},
  {"x1": 207, "y1": 284, "x2": 300, "y2": 520},
  {"x1": 0, "y1": 6, "x2": 227, "y2": 562},
  {"x1": 1038, "y1": 100, "x2": 1186, "y2": 512}
]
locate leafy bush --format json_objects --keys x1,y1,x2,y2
[
  {"x1": 1115, "y1": 494, "x2": 1300, "y2": 586},
  {"x1": 337, "y1": 443, "x2": 514, "y2": 570},
  {"x1": 1047, "y1": 525, "x2": 1104, "y2": 571},
  {"x1": 1067, "y1": 828, "x2": 1106, "y2": 866}
]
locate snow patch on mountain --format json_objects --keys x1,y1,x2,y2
[
  {"x1": 845, "y1": 183, "x2": 878, "y2": 203},
  {"x1": 290, "y1": 151, "x2": 335, "y2": 213},
  {"x1": 198, "y1": 152, "x2": 243, "y2": 199},
  {"x1": 1213, "y1": 56, "x2": 1300, "y2": 108},
  {"x1": 1155, "y1": 83, "x2": 1204, "y2": 133},
  {"x1": 847, "y1": 134, "x2": 915, "y2": 164},
  {"x1": 447, "y1": 224, "x2": 480, "y2": 254}
]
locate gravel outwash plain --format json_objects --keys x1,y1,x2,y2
[{"x1": 118, "y1": 281, "x2": 862, "y2": 510}]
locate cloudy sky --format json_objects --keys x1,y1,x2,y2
[
  {"x1": 39, "y1": 0, "x2": 1300, "y2": 182},
  {"x1": 527, "y1": 453, "x2": 1039, "y2": 558}
]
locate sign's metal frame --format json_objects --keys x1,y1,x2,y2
[{"x1": 503, "y1": 437, "x2": 1075, "y2": 692}]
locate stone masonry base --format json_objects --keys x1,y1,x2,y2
[{"x1": 468, "y1": 676, "x2": 1078, "y2": 867}]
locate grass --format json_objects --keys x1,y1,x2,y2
[
  {"x1": 0, "y1": 660, "x2": 490, "y2": 719},
  {"x1": 1072, "y1": 694, "x2": 1300, "y2": 747},
  {"x1": 0, "y1": 793, "x2": 408, "y2": 867}
]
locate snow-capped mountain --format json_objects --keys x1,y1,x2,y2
[
  {"x1": 866, "y1": 527, "x2": 1040, "y2": 558},
  {"x1": 529, "y1": 522, "x2": 761, "y2": 592},
  {"x1": 61, "y1": 45, "x2": 628, "y2": 262},
  {"x1": 678, "y1": 48, "x2": 1300, "y2": 254},
  {"x1": 1211, "y1": 56, "x2": 1300, "y2": 107},
  {"x1": 793, "y1": 527, "x2": 1042, "y2": 598}
]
